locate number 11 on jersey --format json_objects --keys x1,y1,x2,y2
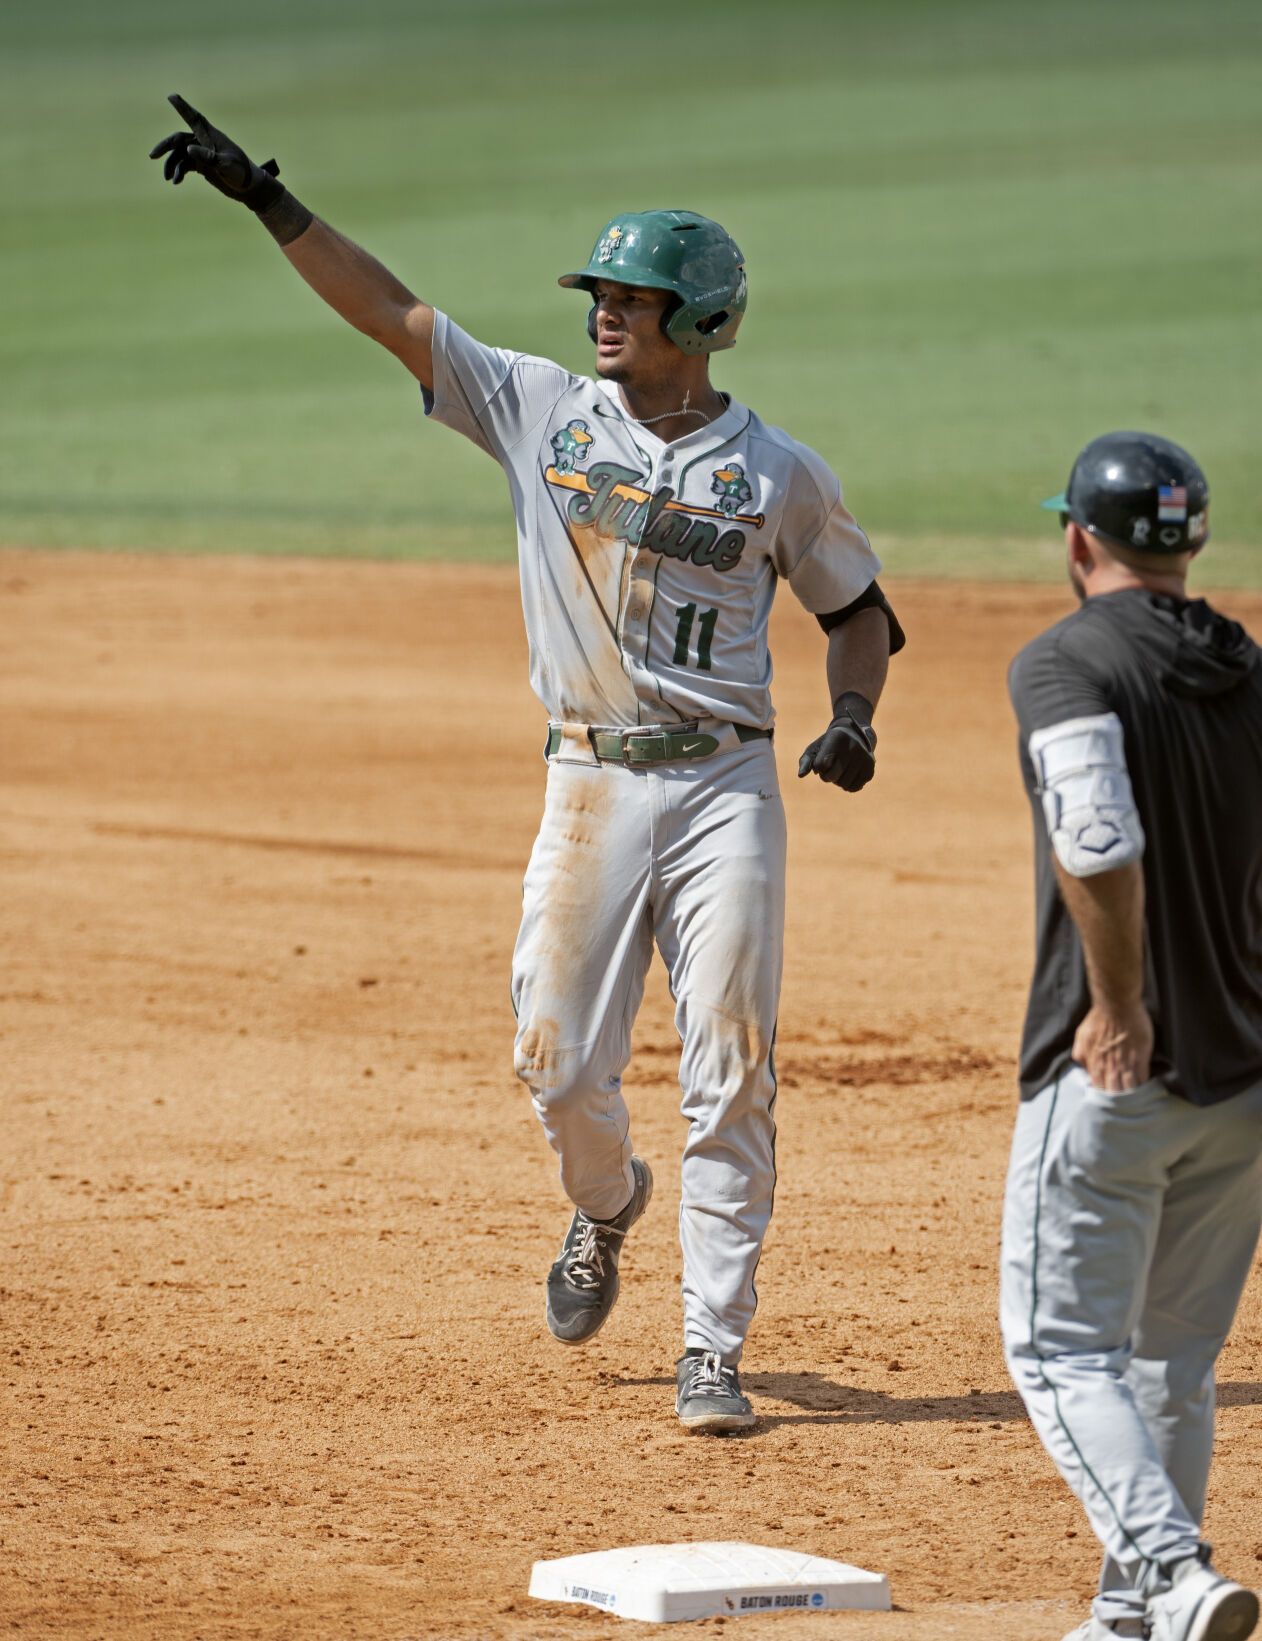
[{"x1": 673, "y1": 604, "x2": 718, "y2": 671}]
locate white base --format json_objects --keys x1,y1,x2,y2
[{"x1": 528, "y1": 1540, "x2": 891, "y2": 1623}]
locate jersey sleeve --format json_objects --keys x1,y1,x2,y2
[
  {"x1": 774, "y1": 456, "x2": 882, "y2": 614},
  {"x1": 421, "y1": 310, "x2": 578, "y2": 462},
  {"x1": 1009, "y1": 622, "x2": 1146, "y2": 879},
  {"x1": 1008, "y1": 625, "x2": 1114, "y2": 746}
]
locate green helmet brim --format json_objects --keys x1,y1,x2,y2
[
  {"x1": 557, "y1": 267, "x2": 683, "y2": 294},
  {"x1": 1040, "y1": 492, "x2": 1067, "y2": 511}
]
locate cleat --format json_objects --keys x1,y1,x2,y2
[
  {"x1": 1147, "y1": 1559, "x2": 1258, "y2": 1641},
  {"x1": 675, "y1": 1350, "x2": 755, "y2": 1433},
  {"x1": 545, "y1": 1156, "x2": 652, "y2": 1345}
]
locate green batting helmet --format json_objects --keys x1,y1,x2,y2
[{"x1": 558, "y1": 210, "x2": 746, "y2": 355}]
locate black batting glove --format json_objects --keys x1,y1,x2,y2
[
  {"x1": 797, "y1": 693, "x2": 877, "y2": 792},
  {"x1": 149, "y1": 94, "x2": 284, "y2": 211}
]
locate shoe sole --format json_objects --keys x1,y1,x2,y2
[
  {"x1": 1190, "y1": 1587, "x2": 1259, "y2": 1641},
  {"x1": 678, "y1": 1409, "x2": 756, "y2": 1433},
  {"x1": 545, "y1": 1158, "x2": 653, "y2": 1346}
]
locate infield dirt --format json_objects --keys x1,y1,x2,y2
[{"x1": 2, "y1": 552, "x2": 1260, "y2": 1641}]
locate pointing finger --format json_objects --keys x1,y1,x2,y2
[
  {"x1": 168, "y1": 93, "x2": 209, "y2": 134},
  {"x1": 797, "y1": 748, "x2": 814, "y2": 779}
]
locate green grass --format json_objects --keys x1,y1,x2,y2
[{"x1": 3, "y1": 0, "x2": 1260, "y2": 582}]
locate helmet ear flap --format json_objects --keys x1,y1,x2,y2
[{"x1": 585, "y1": 290, "x2": 720, "y2": 351}]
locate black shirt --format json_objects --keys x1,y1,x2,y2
[{"x1": 1008, "y1": 588, "x2": 1262, "y2": 1105}]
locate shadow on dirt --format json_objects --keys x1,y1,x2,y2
[
  {"x1": 745, "y1": 1374, "x2": 1029, "y2": 1424},
  {"x1": 616, "y1": 1370, "x2": 1027, "y2": 1423},
  {"x1": 1218, "y1": 1381, "x2": 1262, "y2": 1407},
  {"x1": 615, "y1": 1374, "x2": 1262, "y2": 1427}
]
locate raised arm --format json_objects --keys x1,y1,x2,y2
[
  {"x1": 280, "y1": 221, "x2": 435, "y2": 388},
  {"x1": 149, "y1": 95, "x2": 435, "y2": 388}
]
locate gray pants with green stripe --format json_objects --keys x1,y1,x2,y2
[
  {"x1": 513, "y1": 735, "x2": 786, "y2": 1365},
  {"x1": 1000, "y1": 1066, "x2": 1262, "y2": 1628}
]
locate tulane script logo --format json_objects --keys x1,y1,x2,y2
[{"x1": 545, "y1": 458, "x2": 764, "y2": 574}]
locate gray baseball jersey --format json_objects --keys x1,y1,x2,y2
[{"x1": 422, "y1": 312, "x2": 881, "y2": 728}]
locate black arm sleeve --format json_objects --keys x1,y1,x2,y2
[{"x1": 814, "y1": 579, "x2": 906, "y2": 655}]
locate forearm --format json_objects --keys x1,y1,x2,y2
[
  {"x1": 282, "y1": 218, "x2": 435, "y2": 385},
  {"x1": 825, "y1": 606, "x2": 890, "y2": 717},
  {"x1": 1054, "y1": 859, "x2": 1145, "y2": 1007},
  {"x1": 798, "y1": 608, "x2": 889, "y2": 790},
  {"x1": 1055, "y1": 858, "x2": 1151, "y2": 1088}
]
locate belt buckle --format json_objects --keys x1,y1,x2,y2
[{"x1": 621, "y1": 726, "x2": 671, "y2": 765}]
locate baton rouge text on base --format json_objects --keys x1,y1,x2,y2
[
  {"x1": 738, "y1": 1591, "x2": 828, "y2": 1610},
  {"x1": 564, "y1": 1584, "x2": 615, "y2": 1608}
]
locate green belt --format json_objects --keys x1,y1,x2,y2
[{"x1": 545, "y1": 722, "x2": 772, "y2": 767}]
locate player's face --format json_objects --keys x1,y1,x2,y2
[{"x1": 590, "y1": 281, "x2": 678, "y2": 385}]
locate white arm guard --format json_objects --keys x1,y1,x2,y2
[{"x1": 1028, "y1": 712, "x2": 1145, "y2": 878}]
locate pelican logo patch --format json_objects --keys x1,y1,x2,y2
[
  {"x1": 550, "y1": 418, "x2": 594, "y2": 475},
  {"x1": 710, "y1": 462, "x2": 753, "y2": 518},
  {"x1": 596, "y1": 226, "x2": 624, "y2": 264}
]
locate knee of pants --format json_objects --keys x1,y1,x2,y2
[
  {"x1": 1129, "y1": 1347, "x2": 1217, "y2": 1414},
  {"x1": 1005, "y1": 1342, "x2": 1131, "y2": 1396},
  {"x1": 1000, "y1": 1233, "x2": 1139, "y2": 1369},
  {"x1": 678, "y1": 1005, "x2": 776, "y2": 1115},
  {"x1": 514, "y1": 1027, "x2": 614, "y2": 1116}
]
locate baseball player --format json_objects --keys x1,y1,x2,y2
[
  {"x1": 150, "y1": 97, "x2": 904, "y2": 1433},
  {"x1": 1002, "y1": 433, "x2": 1262, "y2": 1641}
]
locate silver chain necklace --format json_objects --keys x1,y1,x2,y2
[{"x1": 624, "y1": 390, "x2": 712, "y2": 428}]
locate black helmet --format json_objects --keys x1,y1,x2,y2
[{"x1": 1041, "y1": 431, "x2": 1210, "y2": 555}]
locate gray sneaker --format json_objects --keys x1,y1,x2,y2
[
  {"x1": 1146, "y1": 1557, "x2": 1258, "y2": 1641},
  {"x1": 675, "y1": 1350, "x2": 755, "y2": 1433},
  {"x1": 545, "y1": 1156, "x2": 653, "y2": 1345}
]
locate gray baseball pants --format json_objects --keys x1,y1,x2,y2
[
  {"x1": 1000, "y1": 1065, "x2": 1262, "y2": 1628},
  {"x1": 512, "y1": 734, "x2": 785, "y2": 1364}
]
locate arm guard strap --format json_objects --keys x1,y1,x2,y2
[{"x1": 815, "y1": 579, "x2": 906, "y2": 654}]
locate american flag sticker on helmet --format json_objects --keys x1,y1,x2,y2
[{"x1": 1157, "y1": 485, "x2": 1188, "y2": 521}]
